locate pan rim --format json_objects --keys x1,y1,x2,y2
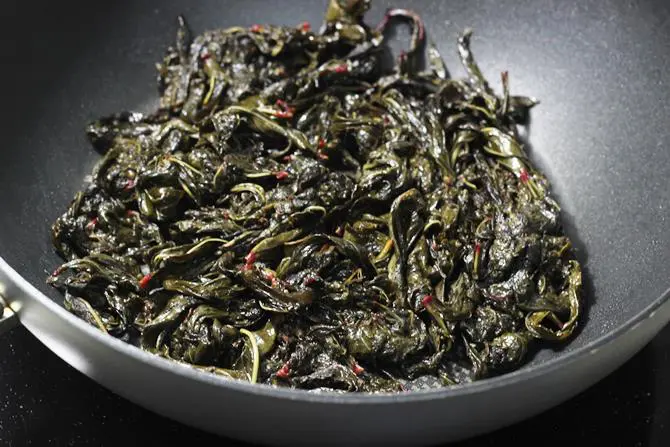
[{"x1": 2, "y1": 255, "x2": 669, "y2": 404}]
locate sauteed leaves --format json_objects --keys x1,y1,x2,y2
[{"x1": 48, "y1": 0, "x2": 583, "y2": 393}]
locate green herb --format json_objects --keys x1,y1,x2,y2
[{"x1": 48, "y1": 0, "x2": 583, "y2": 392}]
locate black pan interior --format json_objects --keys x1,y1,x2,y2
[{"x1": 1, "y1": 0, "x2": 669, "y2": 369}]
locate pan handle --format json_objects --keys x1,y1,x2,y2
[{"x1": 0, "y1": 294, "x2": 19, "y2": 336}]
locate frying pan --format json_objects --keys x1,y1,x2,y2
[{"x1": 1, "y1": 0, "x2": 669, "y2": 445}]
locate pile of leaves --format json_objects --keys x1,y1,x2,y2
[{"x1": 48, "y1": 0, "x2": 583, "y2": 393}]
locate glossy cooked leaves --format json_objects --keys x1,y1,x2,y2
[{"x1": 48, "y1": 0, "x2": 583, "y2": 393}]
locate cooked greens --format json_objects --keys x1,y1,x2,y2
[{"x1": 48, "y1": 0, "x2": 583, "y2": 393}]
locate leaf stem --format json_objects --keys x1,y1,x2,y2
[{"x1": 239, "y1": 328, "x2": 260, "y2": 384}]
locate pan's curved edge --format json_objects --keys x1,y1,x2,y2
[
  {"x1": 1, "y1": 254, "x2": 669, "y2": 404},
  {"x1": 2, "y1": 254, "x2": 670, "y2": 444}
]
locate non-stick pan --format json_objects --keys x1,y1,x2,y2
[{"x1": 1, "y1": 0, "x2": 669, "y2": 445}]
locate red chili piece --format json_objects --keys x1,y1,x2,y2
[
  {"x1": 303, "y1": 275, "x2": 318, "y2": 286},
  {"x1": 86, "y1": 217, "x2": 98, "y2": 231},
  {"x1": 474, "y1": 242, "x2": 482, "y2": 256},
  {"x1": 275, "y1": 170, "x2": 289, "y2": 181},
  {"x1": 265, "y1": 271, "x2": 278, "y2": 287},
  {"x1": 139, "y1": 272, "x2": 154, "y2": 290},
  {"x1": 318, "y1": 137, "x2": 326, "y2": 149},
  {"x1": 273, "y1": 99, "x2": 295, "y2": 119},
  {"x1": 276, "y1": 363, "x2": 290, "y2": 379},
  {"x1": 273, "y1": 110, "x2": 293, "y2": 119},
  {"x1": 244, "y1": 251, "x2": 257, "y2": 266},
  {"x1": 300, "y1": 21, "x2": 311, "y2": 32},
  {"x1": 519, "y1": 168, "x2": 530, "y2": 183},
  {"x1": 250, "y1": 24, "x2": 263, "y2": 33},
  {"x1": 241, "y1": 251, "x2": 257, "y2": 272},
  {"x1": 333, "y1": 64, "x2": 349, "y2": 74},
  {"x1": 352, "y1": 362, "x2": 365, "y2": 376},
  {"x1": 421, "y1": 294, "x2": 434, "y2": 307}
]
